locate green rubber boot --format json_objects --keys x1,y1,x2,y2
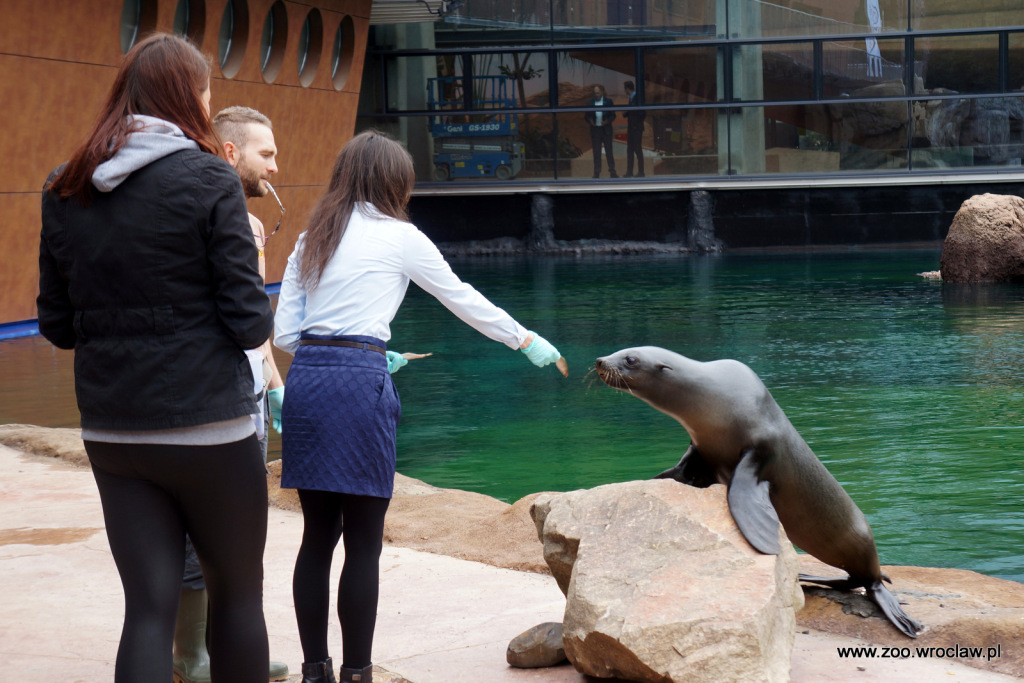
[
  {"x1": 268, "y1": 658, "x2": 290, "y2": 681},
  {"x1": 172, "y1": 587, "x2": 290, "y2": 682},
  {"x1": 172, "y1": 587, "x2": 211, "y2": 683}
]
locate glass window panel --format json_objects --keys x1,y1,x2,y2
[
  {"x1": 731, "y1": 104, "x2": 907, "y2": 174},
  {"x1": 385, "y1": 53, "x2": 550, "y2": 112},
  {"x1": 121, "y1": 0, "x2": 142, "y2": 54},
  {"x1": 760, "y1": 102, "x2": 907, "y2": 172},
  {"x1": 384, "y1": 55, "x2": 439, "y2": 112},
  {"x1": 729, "y1": 0, "x2": 905, "y2": 39},
  {"x1": 219, "y1": 1, "x2": 234, "y2": 68},
  {"x1": 644, "y1": 45, "x2": 720, "y2": 105},
  {"x1": 646, "y1": 107, "x2": 720, "y2": 176},
  {"x1": 298, "y1": 9, "x2": 323, "y2": 87},
  {"x1": 734, "y1": 42, "x2": 814, "y2": 102},
  {"x1": 173, "y1": 0, "x2": 190, "y2": 36},
  {"x1": 516, "y1": 113, "x2": 563, "y2": 181},
  {"x1": 913, "y1": 1, "x2": 1024, "y2": 31},
  {"x1": 912, "y1": 96, "x2": 1024, "y2": 169},
  {"x1": 332, "y1": 16, "x2": 356, "y2": 90},
  {"x1": 556, "y1": 49, "x2": 636, "y2": 109},
  {"x1": 1011, "y1": 33, "x2": 1024, "y2": 92},
  {"x1": 758, "y1": 105, "x2": 841, "y2": 173},
  {"x1": 914, "y1": 34, "x2": 999, "y2": 95},
  {"x1": 822, "y1": 38, "x2": 905, "y2": 97},
  {"x1": 435, "y1": 0, "x2": 553, "y2": 47},
  {"x1": 552, "y1": 0, "x2": 717, "y2": 44},
  {"x1": 218, "y1": 0, "x2": 248, "y2": 79},
  {"x1": 467, "y1": 53, "x2": 550, "y2": 107}
]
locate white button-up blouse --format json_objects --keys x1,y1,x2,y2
[{"x1": 274, "y1": 203, "x2": 529, "y2": 355}]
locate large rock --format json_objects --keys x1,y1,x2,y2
[
  {"x1": 939, "y1": 193, "x2": 1024, "y2": 283},
  {"x1": 531, "y1": 480, "x2": 802, "y2": 683}
]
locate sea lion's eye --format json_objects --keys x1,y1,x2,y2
[{"x1": 625, "y1": 356, "x2": 639, "y2": 367}]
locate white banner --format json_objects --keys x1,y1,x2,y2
[{"x1": 866, "y1": 0, "x2": 882, "y2": 77}]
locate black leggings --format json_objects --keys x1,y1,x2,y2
[
  {"x1": 292, "y1": 489, "x2": 390, "y2": 669},
  {"x1": 86, "y1": 437, "x2": 269, "y2": 683}
]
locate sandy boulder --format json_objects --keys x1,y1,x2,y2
[
  {"x1": 532, "y1": 481, "x2": 802, "y2": 683},
  {"x1": 940, "y1": 193, "x2": 1024, "y2": 283}
]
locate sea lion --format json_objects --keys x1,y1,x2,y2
[{"x1": 594, "y1": 346, "x2": 923, "y2": 638}]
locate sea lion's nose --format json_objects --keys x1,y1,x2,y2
[{"x1": 595, "y1": 357, "x2": 606, "y2": 369}]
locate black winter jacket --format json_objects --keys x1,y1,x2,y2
[{"x1": 38, "y1": 150, "x2": 274, "y2": 430}]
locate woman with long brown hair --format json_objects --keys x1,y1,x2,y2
[
  {"x1": 274, "y1": 129, "x2": 566, "y2": 683},
  {"x1": 38, "y1": 33, "x2": 273, "y2": 682}
]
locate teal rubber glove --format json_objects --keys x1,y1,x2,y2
[
  {"x1": 386, "y1": 350, "x2": 408, "y2": 374},
  {"x1": 268, "y1": 386, "x2": 284, "y2": 434},
  {"x1": 521, "y1": 332, "x2": 561, "y2": 368}
]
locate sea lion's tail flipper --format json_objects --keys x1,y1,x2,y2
[
  {"x1": 726, "y1": 448, "x2": 782, "y2": 555},
  {"x1": 799, "y1": 575, "x2": 924, "y2": 638},
  {"x1": 868, "y1": 580, "x2": 924, "y2": 638}
]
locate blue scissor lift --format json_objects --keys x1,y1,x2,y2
[{"x1": 427, "y1": 75, "x2": 524, "y2": 181}]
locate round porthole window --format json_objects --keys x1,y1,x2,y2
[
  {"x1": 297, "y1": 9, "x2": 323, "y2": 87},
  {"x1": 173, "y1": 0, "x2": 206, "y2": 45},
  {"x1": 260, "y1": 1, "x2": 288, "y2": 83},
  {"x1": 218, "y1": 0, "x2": 249, "y2": 79},
  {"x1": 120, "y1": 0, "x2": 158, "y2": 53},
  {"x1": 331, "y1": 15, "x2": 355, "y2": 90}
]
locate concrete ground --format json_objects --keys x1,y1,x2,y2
[{"x1": 0, "y1": 444, "x2": 1017, "y2": 683}]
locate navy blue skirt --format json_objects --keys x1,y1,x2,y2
[{"x1": 281, "y1": 334, "x2": 401, "y2": 498}]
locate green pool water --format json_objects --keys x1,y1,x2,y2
[{"x1": 4, "y1": 248, "x2": 1023, "y2": 582}]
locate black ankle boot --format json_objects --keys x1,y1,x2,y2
[
  {"x1": 339, "y1": 664, "x2": 373, "y2": 682},
  {"x1": 301, "y1": 657, "x2": 337, "y2": 683}
]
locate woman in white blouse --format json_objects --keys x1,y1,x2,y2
[{"x1": 274, "y1": 130, "x2": 566, "y2": 683}]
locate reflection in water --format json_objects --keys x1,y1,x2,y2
[{"x1": 2, "y1": 249, "x2": 1023, "y2": 582}]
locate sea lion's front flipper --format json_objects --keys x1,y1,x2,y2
[
  {"x1": 654, "y1": 443, "x2": 717, "y2": 488},
  {"x1": 726, "y1": 448, "x2": 781, "y2": 555},
  {"x1": 867, "y1": 581, "x2": 924, "y2": 638}
]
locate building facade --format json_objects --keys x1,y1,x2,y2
[
  {"x1": 364, "y1": 1, "x2": 1024, "y2": 182},
  {"x1": 359, "y1": 1, "x2": 1024, "y2": 248}
]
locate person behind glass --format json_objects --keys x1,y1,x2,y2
[
  {"x1": 159, "y1": 106, "x2": 290, "y2": 683},
  {"x1": 584, "y1": 84, "x2": 618, "y2": 178},
  {"x1": 273, "y1": 129, "x2": 567, "y2": 683},
  {"x1": 37, "y1": 33, "x2": 273, "y2": 683},
  {"x1": 623, "y1": 80, "x2": 646, "y2": 178}
]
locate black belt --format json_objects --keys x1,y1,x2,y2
[{"x1": 299, "y1": 339, "x2": 386, "y2": 356}]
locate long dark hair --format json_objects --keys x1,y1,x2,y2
[
  {"x1": 299, "y1": 130, "x2": 415, "y2": 290},
  {"x1": 48, "y1": 33, "x2": 220, "y2": 201}
]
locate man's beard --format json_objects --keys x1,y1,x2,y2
[{"x1": 238, "y1": 161, "x2": 267, "y2": 199}]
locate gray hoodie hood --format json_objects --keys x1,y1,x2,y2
[{"x1": 91, "y1": 115, "x2": 199, "y2": 192}]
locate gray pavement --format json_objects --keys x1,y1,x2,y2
[{"x1": 0, "y1": 444, "x2": 1017, "y2": 682}]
